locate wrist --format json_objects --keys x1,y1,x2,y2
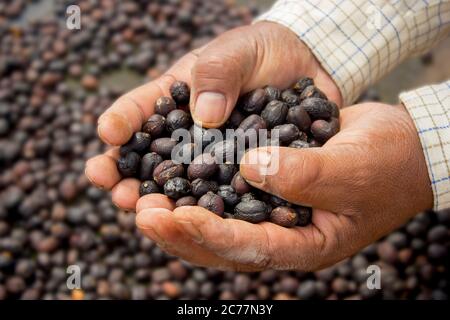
[{"x1": 397, "y1": 103, "x2": 434, "y2": 214}]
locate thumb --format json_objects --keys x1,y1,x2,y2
[
  {"x1": 189, "y1": 27, "x2": 257, "y2": 128},
  {"x1": 189, "y1": 22, "x2": 328, "y2": 128},
  {"x1": 240, "y1": 146, "x2": 354, "y2": 210}
]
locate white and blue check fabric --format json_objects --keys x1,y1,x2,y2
[{"x1": 257, "y1": 0, "x2": 450, "y2": 210}]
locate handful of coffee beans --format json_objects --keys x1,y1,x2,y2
[{"x1": 116, "y1": 78, "x2": 340, "y2": 228}]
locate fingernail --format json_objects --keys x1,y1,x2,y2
[
  {"x1": 177, "y1": 220, "x2": 203, "y2": 244},
  {"x1": 97, "y1": 113, "x2": 132, "y2": 145},
  {"x1": 193, "y1": 92, "x2": 226, "y2": 124},
  {"x1": 241, "y1": 150, "x2": 272, "y2": 183}
]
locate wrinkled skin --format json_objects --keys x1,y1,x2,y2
[{"x1": 85, "y1": 22, "x2": 432, "y2": 271}]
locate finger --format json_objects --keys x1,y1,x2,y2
[
  {"x1": 170, "y1": 206, "x2": 347, "y2": 270},
  {"x1": 136, "y1": 194, "x2": 175, "y2": 213},
  {"x1": 85, "y1": 148, "x2": 120, "y2": 190},
  {"x1": 97, "y1": 52, "x2": 198, "y2": 146},
  {"x1": 189, "y1": 22, "x2": 327, "y2": 128},
  {"x1": 239, "y1": 146, "x2": 355, "y2": 211},
  {"x1": 136, "y1": 208, "x2": 255, "y2": 271},
  {"x1": 111, "y1": 178, "x2": 140, "y2": 211},
  {"x1": 189, "y1": 26, "x2": 257, "y2": 127}
]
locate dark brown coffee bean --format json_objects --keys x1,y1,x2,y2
[
  {"x1": 164, "y1": 177, "x2": 191, "y2": 199},
  {"x1": 428, "y1": 243, "x2": 447, "y2": 260},
  {"x1": 299, "y1": 85, "x2": 326, "y2": 100},
  {"x1": 238, "y1": 88, "x2": 267, "y2": 113},
  {"x1": 231, "y1": 172, "x2": 252, "y2": 194},
  {"x1": 238, "y1": 114, "x2": 267, "y2": 133},
  {"x1": 210, "y1": 140, "x2": 236, "y2": 163},
  {"x1": 154, "y1": 96, "x2": 176, "y2": 116},
  {"x1": 286, "y1": 105, "x2": 311, "y2": 131},
  {"x1": 153, "y1": 160, "x2": 184, "y2": 186},
  {"x1": 234, "y1": 200, "x2": 270, "y2": 223},
  {"x1": 198, "y1": 192, "x2": 224, "y2": 216},
  {"x1": 311, "y1": 118, "x2": 340, "y2": 143},
  {"x1": 300, "y1": 97, "x2": 333, "y2": 120},
  {"x1": 427, "y1": 225, "x2": 448, "y2": 243},
  {"x1": 264, "y1": 86, "x2": 281, "y2": 102},
  {"x1": 150, "y1": 137, "x2": 178, "y2": 158},
  {"x1": 166, "y1": 109, "x2": 191, "y2": 133},
  {"x1": 227, "y1": 109, "x2": 245, "y2": 129},
  {"x1": 187, "y1": 153, "x2": 218, "y2": 180},
  {"x1": 270, "y1": 206, "x2": 298, "y2": 228},
  {"x1": 15, "y1": 259, "x2": 35, "y2": 278},
  {"x1": 6, "y1": 276, "x2": 26, "y2": 294},
  {"x1": 329, "y1": 101, "x2": 340, "y2": 118},
  {"x1": 140, "y1": 152, "x2": 163, "y2": 180},
  {"x1": 269, "y1": 195, "x2": 288, "y2": 207},
  {"x1": 238, "y1": 114, "x2": 267, "y2": 144},
  {"x1": 297, "y1": 280, "x2": 317, "y2": 299},
  {"x1": 215, "y1": 163, "x2": 237, "y2": 185},
  {"x1": 119, "y1": 132, "x2": 151, "y2": 156},
  {"x1": 289, "y1": 140, "x2": 310, "y2": 149},
  {"x1": 142, "y1": 114, "x2": 166, "y2": 138},
  {"x1": 261, "y1": 100, "x2": 288, "y2": 128},
  {"x1": 281, "y1": 89, "x2": 300, "y2": 107},
  {"x1": 173, "y1": 142, "x2": 196, "y2": 163},
  {"x1": 386, "y1": 232, "x2": 408, "y2": 250},
  {"x1": 295, "y1": 206, "x2": 312, "y2": 226},
  {"x1": 175, "y1": 196, "x2": 197, "y2": 207},
  {"x1": 170, "y1": 81, "x2": 190, "y2": 105},
  {"x1": 293, "y1": 77, "x2": 314, "y2": 94},
  {"x1": 0, "y1": 119, "x2": 10, "y2": 136},
  {"x1": 117, "y1": 152, "x2": 140, "y2": 178},
  {"x1": 139, "y1": 180, "x2": 160, "y2": 197},
  {"x1": 272, "y1": 124, "x2": 300, "y2": 145},
  {"x1": 240, "y1": 192, "x2": 257, "y2": 202},
  {"x1": 217, "y1": 185, "x2": 240, "y2": 207},
  {"x1": 191, "y1": 178, "x2": 218, "y2": 198}
]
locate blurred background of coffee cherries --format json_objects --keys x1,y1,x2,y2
[{"x1": 0, "y1": 0, "x2": 448, "y2": 300}]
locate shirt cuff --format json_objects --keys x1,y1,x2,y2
[{"x1": 400, "y1": 81, "x2": 450, "y2": 211}]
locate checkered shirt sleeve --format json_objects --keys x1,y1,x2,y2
[
  {"x1": 257, "y1": 1, "x2": 450, "y2": 210},
  {"x1": 256, "y1": 0, "x2": 450, "y2": 105},
  {"x1": 400, "y1": 82, "x2": 450, "y2": 210}
]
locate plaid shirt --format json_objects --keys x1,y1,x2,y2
[{"x1": 257, "y1": 0, "x2": 450, "y2": 210}]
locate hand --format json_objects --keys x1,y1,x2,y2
[
  {"x1": 85, "y1": 21, "x2": 341, "y2": 210},
  {"x1": 134, "y1": 103, "x2": 432, "y2": 271}
]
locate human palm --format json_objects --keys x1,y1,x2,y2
[{"x1": 85, "y1": 23, "x2": 431, "y2": 271}]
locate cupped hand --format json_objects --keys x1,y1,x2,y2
[
  {"x1": 85, "y1": 21, "x2": 341, "y2": 210},
  {"x1": 135, "y1": 103, "x2": 432, "y2": 271}
]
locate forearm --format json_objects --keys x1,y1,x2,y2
[{"x1": 256, "y1": 0, "x2": 450, "y2": 105}]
